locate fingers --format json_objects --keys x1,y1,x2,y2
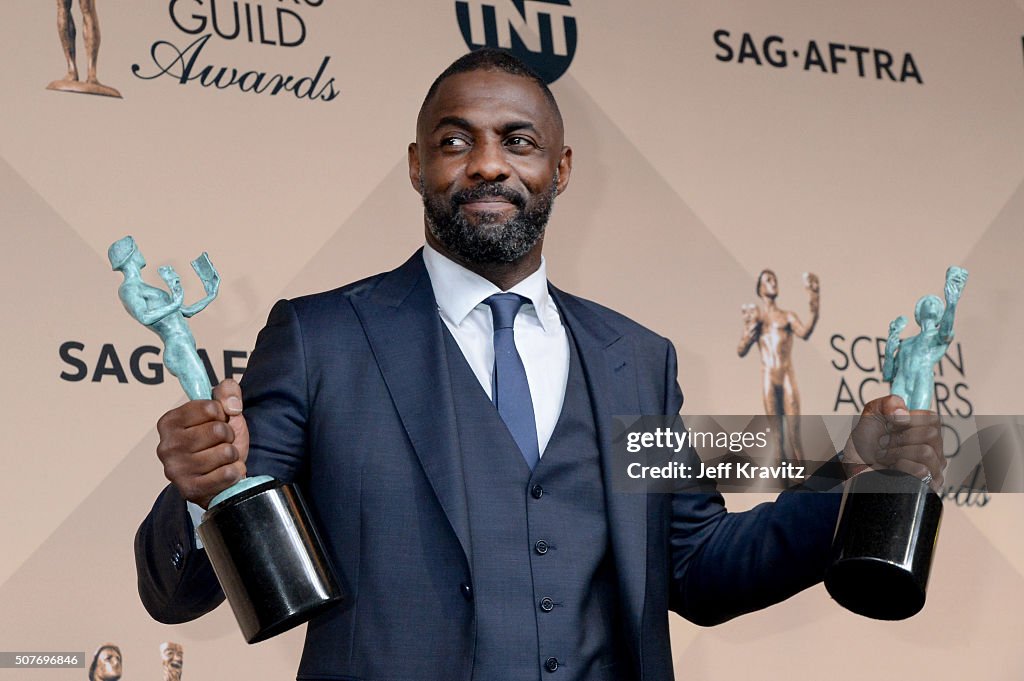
[
  {"x1": 855, "y1": 396, "x2": 946, "y2": 487},
  {"x1": 189, "y1": 441, "x2": 242, "y2": 476},
  {"x1": 890, "y1": 458, "x2": 943, "y2": 493},
  {"x1": 881, "y1": 443, "x2": 944, "y2": 485},
  {"x1": 212, "y1": 379, "x2": 249, "y2": 466},
  {"x1": 887, "y1": 410, "x2": 946, "y2": 483},
  {"x1": 877, "y1": 417, "x2": 941, "y2": 454},
  {"x1": 157, "y1": 399, "x2": 227, "y2": 434},
  {"x1": 881, "y1": 405, "x2": 939, "y2": 445},
  {"x1": 174, "y1": 461, "x2": 247, "y2": 509},
  {"x1": 157, "y1": 419, "x2": 234, "y2": 462},
  {"x1": 874, "y1": 393, "x2": 910, "y2": 416},
  {"x1": 161, "y1": 438, "x2": 241, "y2": 481}
]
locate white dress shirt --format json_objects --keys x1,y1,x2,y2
[
  {"x1": 190, "y1": 246, "x2": 572, "y2": 543},
  {"x1": 422, "y1": 243, "x2": 570, "y2": 456}
]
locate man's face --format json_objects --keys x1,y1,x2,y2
[
  {"x1": 917, "y1": 296, "x2": 942, "y2": 327},
  {"x1": 759, "y1": 271, "x2": 778, "y2": 298},
  {"x1": 409, "y1": 69, "x2": 572, "y2": 265},
  {"x1": 94, "y1": 648, "x2": 121, "y2": 681},
  {"x1": 131, "y1": 249, "x2": 146, "y2": 270},
  {"x1": 161, "y1": 643, "x2": 183, "y2": 669},
  {"x1": 159, "y1": 266, "x2": 182, "y2": 291}
]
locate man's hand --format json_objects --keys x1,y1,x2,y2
[
  {"x1": 842, "y1": 395, "x2": 945, "y2": 490},
  {"x1": 944, "y1": 266, "x2": 968, "y2": 306},
  {"x1": 202, "y1": 275, "x2": 220, "y2": 297},
  {"x1": 803, "y1": 272, "x2": 820, "y2": 294},
  {"x1": 155, "y1": 379, "x2": 249, "y2": 509},
  {"x1": 889, "y1": 315, "x2": 908, "y2": 338}
]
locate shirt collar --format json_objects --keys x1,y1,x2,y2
[{"x1": 421, "y1": 242, "x2": 557, "y2": 333}]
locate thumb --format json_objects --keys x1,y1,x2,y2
[
  {"x1": 866, "y1": 394, "x2": 910, "y2": 421},
  {"x1": 213, "y1": 378, "x2": 243, "y2": 416},
  {"x1": 213, "y1": 379, "x2": 249, "y2": 462},
  {"x1": 849, "y1": 394, "x2": 909, "y2": 468}
]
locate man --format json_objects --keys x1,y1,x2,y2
[
  {"x1": 737, "y1": 269, "x2": 820, "y2": 463},
  {"x1": 883, "y1": 266, "x2": 968, "y2": 410},
  {"x1": 88, "y1": 644, "x2": 122, "y2": 681},
  {"x1": 108, "y1": 236, "x2": 220, "y2": 400},
  {"x1": 135, "y1": 49, "x2": 944, "y2": 681}
]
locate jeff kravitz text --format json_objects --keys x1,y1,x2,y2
[{"x1": 627, "y1": 460, "x2": 806, "y2": 481}]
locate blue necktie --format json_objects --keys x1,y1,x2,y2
[{"x1": 485, "y1": 293, "x2": 540, "y2": 471}]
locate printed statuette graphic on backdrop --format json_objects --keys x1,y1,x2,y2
[
  {"x1": 737, "y1": 270, "x2": 820, "y2": 464},
  {"x1": 159, "y1": 642, "x2": 183, "y2": 681},
  {"x1": 107, "y1": 236, "x2": 342, "y2": 644},
  {"x1": 825, "y1": 266, "x2": 968, "y2": 621},
  {"x1": 884, "y1": 266, "x2": 969, "y2": 410},
  {"x1": 108, "y1": 236, "x2": 219, "y2": 400},
  {"x1": 87, "y1": 643, "x2": 121, "y2": 681},
  {"x1": 47, "y1": 0, "x2": 122, "y2": 98}
]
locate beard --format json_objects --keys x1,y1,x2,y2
[{"x1": 421, "y1": 173, "x2": 558, "y2": 264}]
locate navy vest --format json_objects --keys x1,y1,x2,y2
[{"x1": 444, "y1": 328, "x2": 630, "y2": 681}]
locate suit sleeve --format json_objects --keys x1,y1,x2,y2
[
  {"x1": 134, "y1": 484, "x2": 224, "y2": 622},
  {"x1": 134, "y1": 298, "x2": 310, "y2": 622},
  {"x1": 662, "y1": 341, "x2": 842, "y2": 626},
  {"x1": 239, "y1": 298, "x2": 310, "y2": 482}
]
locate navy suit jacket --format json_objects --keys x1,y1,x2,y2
[{"x1": 135, "y1": 251, "x2": 842, "y2": 681}]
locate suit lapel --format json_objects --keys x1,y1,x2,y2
[
  {"x1": 551, "y1": 287, "x2": 648, "y2": 635},
  {"x1": 350, "y1": 251, "x2": 473, "y2": 562},
  {"x1": 348, "y1": 256, "x2": 650, "y2": 617}
]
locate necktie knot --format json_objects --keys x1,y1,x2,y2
[{"x1": 485, "y1": 293, "x2": 527, "y2": 330}]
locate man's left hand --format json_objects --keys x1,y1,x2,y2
[{"x1": 842, "y1": 395, "x2": 945, "y2": 490}]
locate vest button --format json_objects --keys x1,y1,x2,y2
[
  {"x1": 539, "y1": 597, "x2": 554, "y2": 612},
  {"x1": 460, "y1": 582, "x2": 473, "y2": 601},
  {"x1": 544, "y1": 657, "x2": 559, "y2": 673},
  {"x1": 531, "y1": 484, "x2": 544, "y2": 499},
  {"x1": 534, "y1": 540, "x2": 549, "y2": 555}
]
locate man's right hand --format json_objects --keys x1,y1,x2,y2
[{"x1": 156, "y1": 379, "x2": 249, "y2": 509}]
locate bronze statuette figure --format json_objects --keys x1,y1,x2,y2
[{"x1": 47, "y1": 0, "x2": 121, "y2": 98}]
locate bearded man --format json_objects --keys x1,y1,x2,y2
[{"x1": 136, "y1": 49, "x2": 944, "y2": 681}]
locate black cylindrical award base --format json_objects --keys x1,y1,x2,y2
[
  {"x1": 825, "y1": 469, "x2": 942, "y2": 620},
  {"x1": 197, "y1": 479, "x2": 343, "y2": 643}
]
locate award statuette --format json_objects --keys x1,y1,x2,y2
[
  {"x1": 825, "y1": 266, "x2": 967, "y2": 620},
  {"x1": 737, "y1": 270, "x2": 820, "y2": 465},
  {"x1": 109, "y1": 236, "x2": 342, "y2": 642}
]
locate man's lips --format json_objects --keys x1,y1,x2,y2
[
  {"x1": 460, "y1": 198, "x2": 517, "y2": 212},
  {"x1": 452, "y1": 182, "x2": 525, "y2": 210}
]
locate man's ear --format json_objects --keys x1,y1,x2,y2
[
  {"x1": 408, "y1": 143, "x2": 421, "y2": 194},
  {"x1": 556, "y1": 146, "x2": 573, "y2": 195}
]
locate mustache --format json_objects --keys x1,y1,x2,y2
[{"x1": 452, "y1": 183, "x2": 525, "y2": 208}]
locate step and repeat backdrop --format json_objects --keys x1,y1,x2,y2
[{"x1": 2, "y1": 0, "x2": 1023, "y2": 679}]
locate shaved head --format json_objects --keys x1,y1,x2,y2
[{"x1": 417, "y1": 48, "x2": 563, "y2": 138}]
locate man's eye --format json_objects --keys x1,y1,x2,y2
[
  {"x1": 506, "y1": 136, "x2": 534, "y2": 147},
  {"x1": 441, "y1": 137, "x2": 469, "y2": 147}
]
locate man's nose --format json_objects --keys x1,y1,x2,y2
[{"x1": 465, "y1": 137, "x2": 511, "y2": 182}]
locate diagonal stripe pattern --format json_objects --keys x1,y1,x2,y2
[{"x1": 486, "y1": 293, "x2": 540, "y2": 471}]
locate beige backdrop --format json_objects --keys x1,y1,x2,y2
[{"x1": 2, "y1": 0, "x2": 1023, "y2": 678}]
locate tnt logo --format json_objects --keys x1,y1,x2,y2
[{"x1": 455, "y1": 0, "x2": 577, "y2": 84}]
